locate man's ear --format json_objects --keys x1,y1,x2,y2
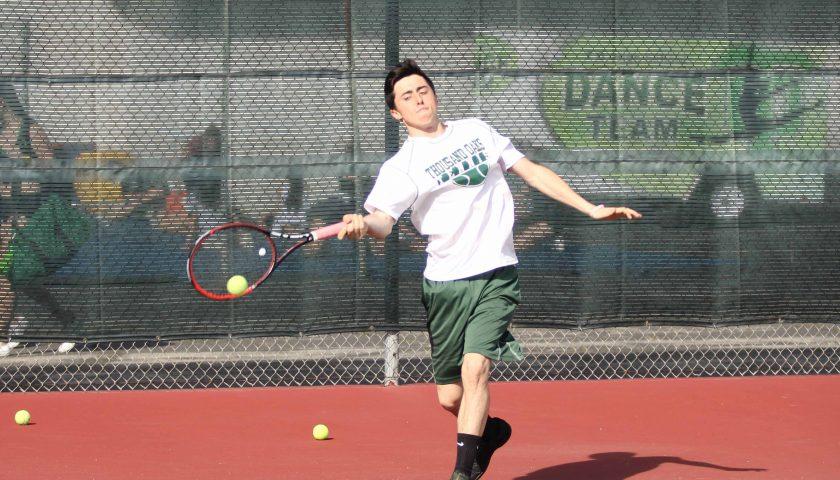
[{"x1": 389, "y1": 109, "x2": 403, "y2": 122}]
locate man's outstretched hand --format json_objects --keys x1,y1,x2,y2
[{"x1": 590, "y1": 205, "x2": 643, "y2": 221}]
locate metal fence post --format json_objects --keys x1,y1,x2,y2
[
  {"x1": 383, "y1": 332, "x2": 400, "y2": 386},
  {"x1": 382, "y1": 0, "x2": 401, "y2": 386}
]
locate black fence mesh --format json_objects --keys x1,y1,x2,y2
[{"x1": 1, "y1": 0, "x2": 838, "y2": 346}]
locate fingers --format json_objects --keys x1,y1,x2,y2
[
  {"x1": 611, "y1": 207, "x2": 641, "y2": 220},
  {"x1": 596, "y1": 206, "x2": 643, "y2": 221},
  {"x1": 338, "y1": 213, "x2": 351, "y2": 240},
  {"x1": 338, "y1": 213, "x2": 367, "y2": 240},
  {"x1": 620, "y1": 207, "x2": 642, "y2": 219},
  {"x1": 338, "y1": 213, "x2": 356, "y2": 240}
]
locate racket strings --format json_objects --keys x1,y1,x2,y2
[{"x1": 190, "y1": 228, "x2": 275, "y2": 295}]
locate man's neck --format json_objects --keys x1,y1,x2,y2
[{"x1": 406, "y1": 119, "x2": 446, "y2": 139}]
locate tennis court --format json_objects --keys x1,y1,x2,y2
[
  {"x1": 3, "y1": 376, "x2": 838, "y2": 479},
  {"x1": 2, "y1": 1, "x2": 839, "y2": 479}
]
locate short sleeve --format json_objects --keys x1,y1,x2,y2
[
  {"x1": 363, "y1": 164, "x2": 417, "y2": 222},
  {"x1": 483, "y1": 121, "x2": 525, "y2": 170}
]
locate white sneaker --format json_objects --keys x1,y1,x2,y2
[
  {"x1": 57, "y1": 342, "x2": 76, "y2": 353},
  {"x1": 0, "y1": 341, "x2": 21, "y2": 357}
]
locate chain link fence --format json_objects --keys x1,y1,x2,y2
[
  {"x1": 1, "y1": 323, "x2": 838, "y2": 391},
  {"x1": 1, "y1": 1, "x2": 839, "y2": 390}
]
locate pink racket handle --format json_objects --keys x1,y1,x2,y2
[{"x1": 310, "y1": 221, "x2": 346, "y2": 241}]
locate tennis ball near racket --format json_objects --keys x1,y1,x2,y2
[
  {"x1": 14, "y1": 410, "x2": 30, "y2": 425},
  {"x1": 226, "y1": 275, "x2": 249, "y2": 296},
  {"x1": 312, "y1": 424, "x2": 329, "y2": 440}
]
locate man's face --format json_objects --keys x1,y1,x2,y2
[{"x1": 390, "y1": 74, "x2": 438, "y2": 129}]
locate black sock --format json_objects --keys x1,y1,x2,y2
[{"x1": 454, "y1": 433, "x2": 481, "y2": 474}]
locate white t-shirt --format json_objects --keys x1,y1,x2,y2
[{"x1": 364, "y1": 118, "x2": 525, "y2": 281}]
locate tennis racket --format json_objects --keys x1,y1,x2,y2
[{"x1": 187, "y1": 221, "x2": 345, "y2": 300}]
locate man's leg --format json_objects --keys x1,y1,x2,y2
[
  {"x1": 458, "y1": 353, "x2": 491, "y2": 435},
  {"x1": 423, "y1": 272, "x2": 512, "y2": 479},
  {"x1": 460, "y1": 267, "x2": 521, "y2": 479},
  {"x1": 0, "y1": 217, "x2": 15, "y2": 354},
  {"x1": 447, "y1": 353, "x2": 491, "y2": 478}
]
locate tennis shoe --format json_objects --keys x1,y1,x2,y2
[
  {"x1": 471, "y1": 417, "x2": 512, "y2": 480},
  {"x1": 0, "y1": 341, "x2": 20, "y2": 357}
]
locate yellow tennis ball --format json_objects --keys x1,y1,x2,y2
[
  {"x1": 14, "y1": 410, "x2": 30, "y2": 425},
  {"x1": 226, "y1": 275, "x2": 248, "y2": 296},
  {"x1": 312, "y1": 424, "x2": 329, "y2": 440}
]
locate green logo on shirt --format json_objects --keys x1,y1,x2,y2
[
  {"x1": 452, "y1": 152, "x2": 489, "y2": 186},
  {"x1": 424, "y1": 139, "x2": 491, "y2": 187}
]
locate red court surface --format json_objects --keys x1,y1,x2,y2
[{"x1": 2, "y1": 375, "x2": 838, "y2": 480}]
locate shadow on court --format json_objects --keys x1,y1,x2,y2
[{"x1": 513, "y1": 452, "x2": 766, "y2": 480}]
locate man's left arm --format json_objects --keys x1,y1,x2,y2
[{"x1": 508, "y1": 157, "x2": 642, "y2": 221}]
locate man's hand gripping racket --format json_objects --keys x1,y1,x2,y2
[{"x1": 188, "y1": 221, "x2": 345, "y2": 300}]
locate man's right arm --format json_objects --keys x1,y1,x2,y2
[{"x1": 338, "y1": 209, "x2": 395, "y2": 240}]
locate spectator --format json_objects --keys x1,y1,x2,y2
[{"x1": 0, "y1": 83, "x2": 77, "y2": 356}]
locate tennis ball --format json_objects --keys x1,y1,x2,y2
[
  {"x1": 226, "y1": 275, "x2": 248, "y2": 296},
  {"x1": 312, "y1": 424, "x2": 329, "y2": 440},
  {"x1": 14, "y1": 410, "x2": 30, "y2": 425}
]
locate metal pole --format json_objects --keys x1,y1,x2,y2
[{"x1": 383, "y1": 0, "x2": 400, "y2": 386}]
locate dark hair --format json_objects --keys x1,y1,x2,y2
[{"x1": 384, "y1": 59, "x2": 435, "y2": 110}]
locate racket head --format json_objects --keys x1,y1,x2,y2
[{"x1": 188, "y1": 222, "x2": 278, "y2": 301}]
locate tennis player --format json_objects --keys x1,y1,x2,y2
[{"x1": 339, "y1": 59, "x2": 641, "y2": 480}]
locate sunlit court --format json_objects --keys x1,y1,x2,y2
[
  {"x1": 1, "y1": 0, "x2": 839, "y2": 479},
  {"x1": 2, "y1": 377, "x2": 839, "y2": 479}
]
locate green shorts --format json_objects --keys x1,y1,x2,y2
[{"x1": 421, "y1": 265, "x2": 524, "y2": 385}]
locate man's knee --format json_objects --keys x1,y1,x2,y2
[
  {"x1": 438, "y1": 393, "x2": 460, "y2": 412},
  {"x1": 461, "y1": 353, "x2": 491, "y2": 386},
  {"x1": 437, "y1": 384, "x2": 463, "y2": 412}
]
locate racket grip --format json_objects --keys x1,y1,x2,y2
[{"x1": 311, "y1": 221, "x2": 345, "y2": 241}]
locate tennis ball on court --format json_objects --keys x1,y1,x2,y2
[
  {"x1": 14, "y1": 410, "x2": 30, "y2": 425},
  {"x1": 226, "y1": 275, "x2": 248, "y2": 296},
  {"x1": 312, "y1": 424, "x2": 329, "y2": 440}
]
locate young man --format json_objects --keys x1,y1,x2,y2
[{"x1": 339, "y1": 59, "x2": 641, "y2": 480}]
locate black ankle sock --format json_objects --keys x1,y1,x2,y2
[{"x1": 454, "y1": 433, "x2": 481, "y2": 474}]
